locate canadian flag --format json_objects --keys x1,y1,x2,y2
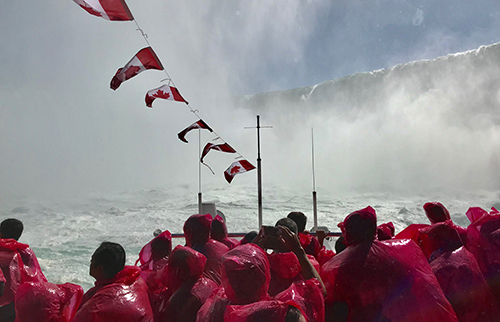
[
  {"x1": 145, "y1": 85, "x2": 188, "y2": 107},
  {"x1": 73, "y1": 0, "x2": 134, "y2": 21},
  {"x1": 110, "y1": 47, "x2": 163, "y2": 90},
  {"x1": 201, "y1": 143, "x2": 236, "y2": 164},
  {"x1": 178, "y1": 120, "x2": 213, "y2": 143},
  {"x1": 224, "y1": 160, "x2": 256, "y2": 183}
]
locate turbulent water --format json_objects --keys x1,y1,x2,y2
[
  {"x1": 2, "y1": 43, "x2": 500, "y2": 291},
  {"x1": 1, "y1": 184, "x2": 499, "y2": 291}
]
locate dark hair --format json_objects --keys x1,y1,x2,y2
[
  {"x1": 335, "y1": 235, "x2": 347, "y2": 254},
  {"x1": 242, "y1": 231, "x2": 258, "y2": 245},
  {"x1": 287, "y1": 212, "x2": 307, "y2": 233},
  {"x1": 1, "y1": 218, "x2": 24, "y2": 240},
  {"x1": 92, "y1": 242, "x2": 126, "y2": 279},
  {"x1": 275, "y1": 218, "x2": 298, "y2": 235}
]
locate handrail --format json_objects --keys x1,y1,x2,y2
[{"x1": 171, "y1": 232, "x2": 342, "y2": 238}]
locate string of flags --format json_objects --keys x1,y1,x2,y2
[{"x1": 73, "y1": 0, "x2": 256, "y2": 183}]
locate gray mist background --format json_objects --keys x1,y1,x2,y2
[{"x1": 2, "y1": 1, "x2": 500, "y2": 201}]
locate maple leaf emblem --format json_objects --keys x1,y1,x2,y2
[
  {"x1": 156, "y1": 90, "x2": 170, "y2": 99},
  {"x1": 230, "y1": 165, "x2": 242, "y2": 174}
]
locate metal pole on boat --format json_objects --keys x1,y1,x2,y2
[
  {"x1": 312, "y1": 128, "x2": 318, "y2": 231},
  {"x1": 198, "y1": 129, "x2": 202, "y2": 214},
  {"x1": 245, "y1": 115, "x2": 272, "y2": 229},
  {"x1": 257, "y1": 115, "x2": 263, "y2": 228}
]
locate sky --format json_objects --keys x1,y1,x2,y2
[{"x1": 1, "y1": 0, "x2": 500, "y2": 199}]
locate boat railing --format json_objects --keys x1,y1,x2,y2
[{"x1": 171, "y1": 232, "x2": 342, "y2": 238}]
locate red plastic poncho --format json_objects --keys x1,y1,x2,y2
[
  {"x1": 74, "y1": 266, "x2": 154, "y2": 322},
  {"x1": 424, "y1": 201, "x2": 451, "y2": 224},
  {"x1": 197, "y1": 244, "x2": 325, "y2": 322},
  {"x1": 223, "y1": 300, "x2": 295, "y2": 322},
  {"x1": 0, "y1": 239, "x2": 47, "y2": 307},
  {"x1": 466, "y1": 209, "x2": 500, "y2": 304},
  {"x1": 395, "y1": 223, "x2": 429, "y2": 242},
  {"x1": 14, "y1": 281, "x2": 83, "y2": 322},
  {"x1": 423, "y1": 202, "x2": 468, "y2": 244},
  {"x1": 267, "y1": 251, "x2": 320, "y2": 297},
  {"x1": 196, "y1": 244, "x2": 271, "y2": 321},
  {"x1": 322, "y1": 206, "x2": 458, "y2": 322},
  {"x1": 275, "y1": 278, "x2": 325, "y2": 322},
  {"x1": 466, "y1": 207, "x2": 489, "y2": 224},
  {"x1": 211, "y1": 215, "x2": 239, "y2": 250},
  {"x1": 184, "y1": 214, "x2": 229, "y2": 285},
  {"x1": 298, "y1": 233, "x2": 322, "y2": 259},
  {"x1": 135, "y1": 230, "x2": 171, "y2": 290},
  {"x1": 431, "y1": 247, "x2": 499, "y2": 321},
  {"x1": 158, "y1": 246, "x2": 217, "y2": 322},
  {"x1": 376, "y1": 222, "x2": 395, "y2": 241},
  {"x1": 418, "y1": 220, "x2": 464, "y2": 260}
]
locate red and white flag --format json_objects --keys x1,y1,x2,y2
[
  {"x1": 73, "y1": 0, "x2": 134, "y2": 21},
  {"x1": 110, "y1": 47, "x2": 163, "y2": 90},
  {"x1": 178, "y1": 120, "x2": 213, "y2": 143},
  {"x1": 200, "y1": 143, "x2": 236, "y2": 164},
  {"x1": 224, "y1": 160, "x2": 256, "y2": 183},
  {"x1": 145, "y1": 85, "x2": 188, "y2": 107}
]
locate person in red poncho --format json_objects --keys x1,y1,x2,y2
[
  {"x1": 0, "y1": 218, "x2": 47, "y2": 322},
  {"x1": 396, "y1": 202, "x2": 467, "y2": 245},
  {"x1": 184, "y1": 214, "x2": 229, "y2": 285},
  {"x1": 135, "y1": 230, "x2": 172, "y2": 319},
  {"x1": 157, "y1": 245, "x2": 217, "y2": 322},
  {"x1": 465, "y1": 207, "x2": 500, "y2": 306},
  {"x1": 196, "y1": 243, "x2": 323, "y2": 322},
  {"x1": 419, "y1": 221, "x2": 500, "y2": 321},
  {"x1": 211, "y1": 215, "x2": 239, "y2": 250},
  {"x1": 14, "y1": 281, "x2": 83, "y2": 322},
  {"x1": 253, "y1": 218, "x2": 325, "y2": 297},
  {"x1": 287, "y1": 212, "x2": 321, "y2": 258},
  {"x1": 74, "y1": 242, "x2": 154, "y2": 322},
  {"x1": 321, "y1": 206, "x2": 458, "y2": 322}
]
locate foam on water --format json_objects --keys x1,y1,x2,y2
[{"x1": 1, "y1": 184, "x2": 499, "y2": 291}]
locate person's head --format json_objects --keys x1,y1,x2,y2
[
  {"x1": 183, "y1": 214, "x2": 212, "y2": 247},
  {"x1": 423, "y1": 202, "x2": 451, "y2": 224},
  {"x1": 221, "y1": 244, "x2": 271, "y2": 305},
  {"x1": 90, "y1": 242, "x2": 125, "y2": 280},
  {"x1": 419, "y1": 221, "x2": 463, "y2": 259},
  {"x1": 150, "y1": 231, "x2": 172, "y2": 262},
  {"x1": 0, "y1": 218, "x2": 24, "y2": 240},
  {"x1": 241, "y1": 231, "x2": 258, "y2": 245},
  {"x1": 376, "y1": 222, "x2": 395, "y2": 241},
  {"x1": 168, "y1": 245, "x2": 207, "y2": 292},
  {"x1": 275, "y1": 218, "x2": 298, "y2": 235},
  {"x1": 287, "y1": 212, "x2": 307, "y2": 233},
  {"x1": 335, "y1": 235, "x2": 347, "y2": 253},
  {"x1": 338, "y1": 206, "x2": 377, "y2": 246},
  {"x1": 211, "y1": 215, "x2": 228, "y2": 241}
]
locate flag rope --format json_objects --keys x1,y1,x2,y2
[{"x1": 130, "y1": 13, "x2": 248, "y2": 175}]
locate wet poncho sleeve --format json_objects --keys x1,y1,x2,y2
[
  {"x1": 74, "y1": 266, "x2": 154, "y2": 322},
  {"x1": 14, "y1": 281, "x2": 83, "y2": 322}
]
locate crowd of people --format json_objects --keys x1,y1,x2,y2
[{"x1": 1, "y1": 202, "x2": 500, "y2": 321}]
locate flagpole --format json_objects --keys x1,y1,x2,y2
[
  {"x1": 311, "y1": 128, "x2": 318, "y2": 231},
  {"x1": 245, "y1": 115, "x2": 272, "y2": 229},
  {"x1": 198, "y1": 129, "x2": 202, "y2": 214},
  {"x1": 257, "y1": 115, "x2": 263, "y2": 228}
]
